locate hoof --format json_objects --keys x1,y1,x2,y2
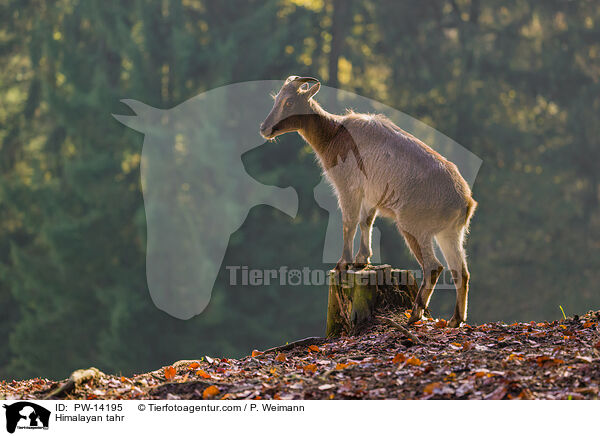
[
  {"x1": 335, "y1": 261, "x2": 350, "y2": 271},
  {"x1": 352, "y1": 262, "x2": 368, "y2": 270},
  {"x1": 407, "y1": 312, "x2": 425, "y2": 325},
  {"x1": 448, "y1": 318, "x2": 464, "y2": 328}
]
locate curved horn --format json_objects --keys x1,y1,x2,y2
[{"x1": 294, "y1": 76, "x2": 320, "y2": 84}]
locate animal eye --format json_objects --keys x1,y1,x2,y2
[{"x1": 285, "y1": 100, "x2": 293, "y2": 107}]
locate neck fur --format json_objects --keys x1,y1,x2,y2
[{"x1": 298, "y1": 100, "x2": 341, "y2": 157}]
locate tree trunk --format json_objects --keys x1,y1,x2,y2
[
  {"x1": 326, "y1": 265, "x2": 419, "y2": 337},
  {"x1": 328, "y1": 0, "x2": 350, "y2": 88}
]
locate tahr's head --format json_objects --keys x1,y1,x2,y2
[{"x1": 260, "y1": 76, "x2": 320, "y2": 139}]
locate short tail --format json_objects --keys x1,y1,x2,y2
[{"x1": 464, "y1": 197, "x2": 477, "y2": 231}]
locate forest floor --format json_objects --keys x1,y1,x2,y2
[{"x1": 2, "y1": 310, "x2": 599, "y2": 400}]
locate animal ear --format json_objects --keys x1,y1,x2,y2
[
  {"x1": 306, "y1": 82, "x2": 320, "y2": 99},
  {"x1": 112, "y1": 99, "x2": 157, "y2": 133}
]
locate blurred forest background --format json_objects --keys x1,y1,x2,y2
[{"x1": 1, "y1": 0, "x2": 599, "y2": 380}]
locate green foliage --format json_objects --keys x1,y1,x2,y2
[{"x1": 0, "y1": 0, "x2": 599, "y2": 379}]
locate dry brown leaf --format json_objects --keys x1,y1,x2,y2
[
  {"x1": 423, "y1": 382, "x2": 441, "y2": 394},
  {"x1": 251, "y1": 350, "x2": 263, "y2": 357},
  {"x1": 202, "y1": 385, "x2": 220, "y2": 399},
  {"x1": 187, "y1": 362, "x2": 200, "y2": 370},
  {"x1": 275, "y1": 353, "x2": 286, "y2": 362},
  {"x1": 405, "y1": 356, "x2": 422, "y2": 366},
  {"x1": 196, "y1": 370, "x2": 211, "y2": 379},
  {"x1": 434, "y1": 319, "x2": 447, "y2": 328},
  {"x1": 462, "y1": 341, "x2": 474, "y2": 351},
  {"x1": 392, "y1": 353, "x2": 406, "y2": 364},
  {"x1": 303, "y1": 364, "x2": 317, "y2": 374},
  {"x1": 308, "y1": 345, "x2": 320, "y2": 352},
  {"x1": 164, "y1": 366, "x2": 176, "y2": 380},
  {"x1": 536, "y1": 356, "x2": 565, "y2": 367},
  {"x1": 506, "y1": 353, "x2": 524, "y2": 361}
]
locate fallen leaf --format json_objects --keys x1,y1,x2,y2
[
  {"x1": 275, "y1": 353, "x2": 286, "y2": 362},
  {"x1": 435, "y1": 319, "x2": 447, "y2": 328},
  {"x1": 405, "y1": 356, "x2": 422, "y2": 366},
  {"x1": 318, "y1": 384, "x2": 335, "y2": 390},
  {"x1": 308, "y1": 345, "x2": 320, "y2": 352},
  {"x1": 164, "y1": 366, "x2": 176, "y2": 380},
  {"x1": 187, "y1": 362, "x2": 200, "y2": 370},
  {"x1": 514, "y1": 388, "x2": 534, "y2": 400},
  {"x1": 444, "y1": 372, "x2": 457, "y2": 381},
  {"x1": 485, "y1": 385, "x2": 508, "y2": 400},
  {"x1": 392, "y1": 353, "x2": 406, "y2": 364},
  {"x1": 506, "y1": 353, "x2": 524, "y2": 361},
  {"x1": 574, "y1": 386, "x2": 599, "y2": 395},
  {"x1": 535, "y1": 356, "x2": 565, "y2": 368},
  {"x1": 196, "y1": 370, "x2": 211, "y2": 379},
  {"x1": 202, "y1": 385, "x2": 220, "y2": 399},
  {"x1": 335, "y1": 363, "x2": 349, "y2": 370},
  {"x1": 251, "y1": 350, "x2": 263, "y2": 357},
  {"x1": 303, "y1": 364, "x2": 317, "y2": 374},
  {"x1": 423, "y1": 382, "x2": 441, "y2": 394}
]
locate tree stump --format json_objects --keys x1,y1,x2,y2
[{"x1": 326, "y1": 265, "x2": 419, "y2": 337}]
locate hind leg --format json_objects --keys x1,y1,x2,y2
[
  {"x1": 436, "y1": 227, "x2": 470, "y2": 327},
  {"x1": 402, "y1": 230, "x2": 443, "y2": 324}
]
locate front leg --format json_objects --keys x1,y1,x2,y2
[
  {"x1": 335, "y1": 196, "x2": 361, "y2": 270},
  {"x1": 335, "y1": 219, "x2": 359, "y2": 270},
  {"x1": 354, "y1": 207, "x2": 376, "y2": 268}
]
